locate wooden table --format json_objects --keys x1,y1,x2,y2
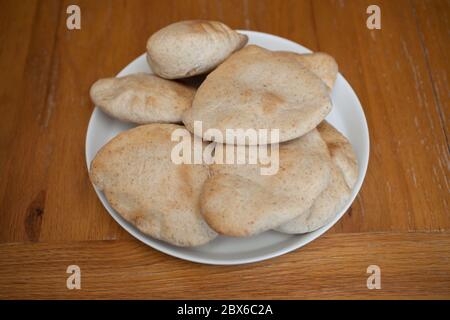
[{"x1": 0, "y1": 0, "x2": 448, "y2": 299}]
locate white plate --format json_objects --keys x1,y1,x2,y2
[{"x1": 85, "y1": 31, "x2": 369, "y2": 265}]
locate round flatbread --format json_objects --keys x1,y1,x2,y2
[
  {"x1": 146, "y1": 20, "x2": 248, "y2": 79},
  {"x1": 200, "y1": 129, "x2": 332, "y2": 237},
  {"x1": 279, "y1": 52, "x2": 338, "y2": 90},
  {"x1": 182, "y1": 45, "x2": 332, "y2": 145},
  {"x1": 90, "y1": 73, "x2": 196, "y2": 124},
  {"x1": 276, "y1": 121, "x2": 358, "y2": 234},
  {"x1": 89, "y1": 124, "x2": 217, "y2": 246}
]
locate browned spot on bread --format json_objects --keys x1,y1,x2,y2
[
  {"x1": 171, "y1": 82, "x2": 196, "y2": 99},
  {"x1": 239, "y1": 88, "x2": 253, "y2": 104},
  {"x1": 326, "y1": 142, "x2": 341, "y2": 156},
  {"x1": 261, "y1": 92, "x2": 285, "y2": 114},
  {"x1": 177, "y1": 164, "x2": 194, "y2": 198},
  {"x1": 130, "y1": 213, "x2": 146, "y2": 227},
  {"x1": 145, "y1": 95, "x2": 156, "y2": 106},
  {"x1": 241, "y1": 89, "x2": 252, "y2": 97},
  {"x1": 187, "y1": 20, "x2": 215, "y2": 33}
]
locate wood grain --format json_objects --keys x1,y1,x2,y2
[
  {"x1": 0, "y1": 0, "x2": 448, "y2": 299},
  {"x1": 310, "y1": 0, "x2": 449, "y2": 233},
  {"x1": 412, "y1": 0, "x2": 450, "y2": 141},
  {"x1": 0, "y1": 232, "x2": 449, "y2": 299}
]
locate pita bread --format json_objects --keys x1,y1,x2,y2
[
  {"x1": 146, "y1": 20, "x2": 248, "y2": 79},
  {"x1": 276, "y1": 121, "x2": 358, "y2": 234},
  {"x1": 90, "y1": 73, "x2": 195, "y2": 124},
  {"x1": 200, "y1": 129, "x2": 332, "y2": 237},
  {"x1": 89, "y1": 124, "x2": 217, "y2": 246},
  {"x1": 318, "y1": 121, "x2": 358, "y2": 188},
  {"x1": 279, "y1": 52, "x2": 338, "y2": 90},
  {"x1": 182, "y1": 45, "x2": 332, "y2": 145}
]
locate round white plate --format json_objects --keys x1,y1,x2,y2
[{"x1": 86, "y1": 31, "x2": 369, "y2": 265}]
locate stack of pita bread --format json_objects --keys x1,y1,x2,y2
[{"x1": 89, "y1": 20, "x2": 358, "y2": 247}]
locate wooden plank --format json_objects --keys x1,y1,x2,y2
[
  {"x1": 412, "y1": 0, "x2": 449, "y2": 141},
  {"x1": 311, "y1": 0, "x2": 450, "y2": 233},
  {"x1": 0, "y1": 0, "x2": 60, "y2": 242},
  {"x1": 36, "y1": 0, "x2": 138, "y2": 242},
  {"x1": 0, "y1": 232, "x2": 449, "y2": 299},
  {"x1": 0, "y1": 0, "x2": 448, "y2": 242}
]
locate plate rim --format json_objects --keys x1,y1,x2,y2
[{"x1": 85, "y1": 30, "x2": 370, "y2": 265}]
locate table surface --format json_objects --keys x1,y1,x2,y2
[{"x1": 0, "y1": 0, "x2": 449, "y2": 299}]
